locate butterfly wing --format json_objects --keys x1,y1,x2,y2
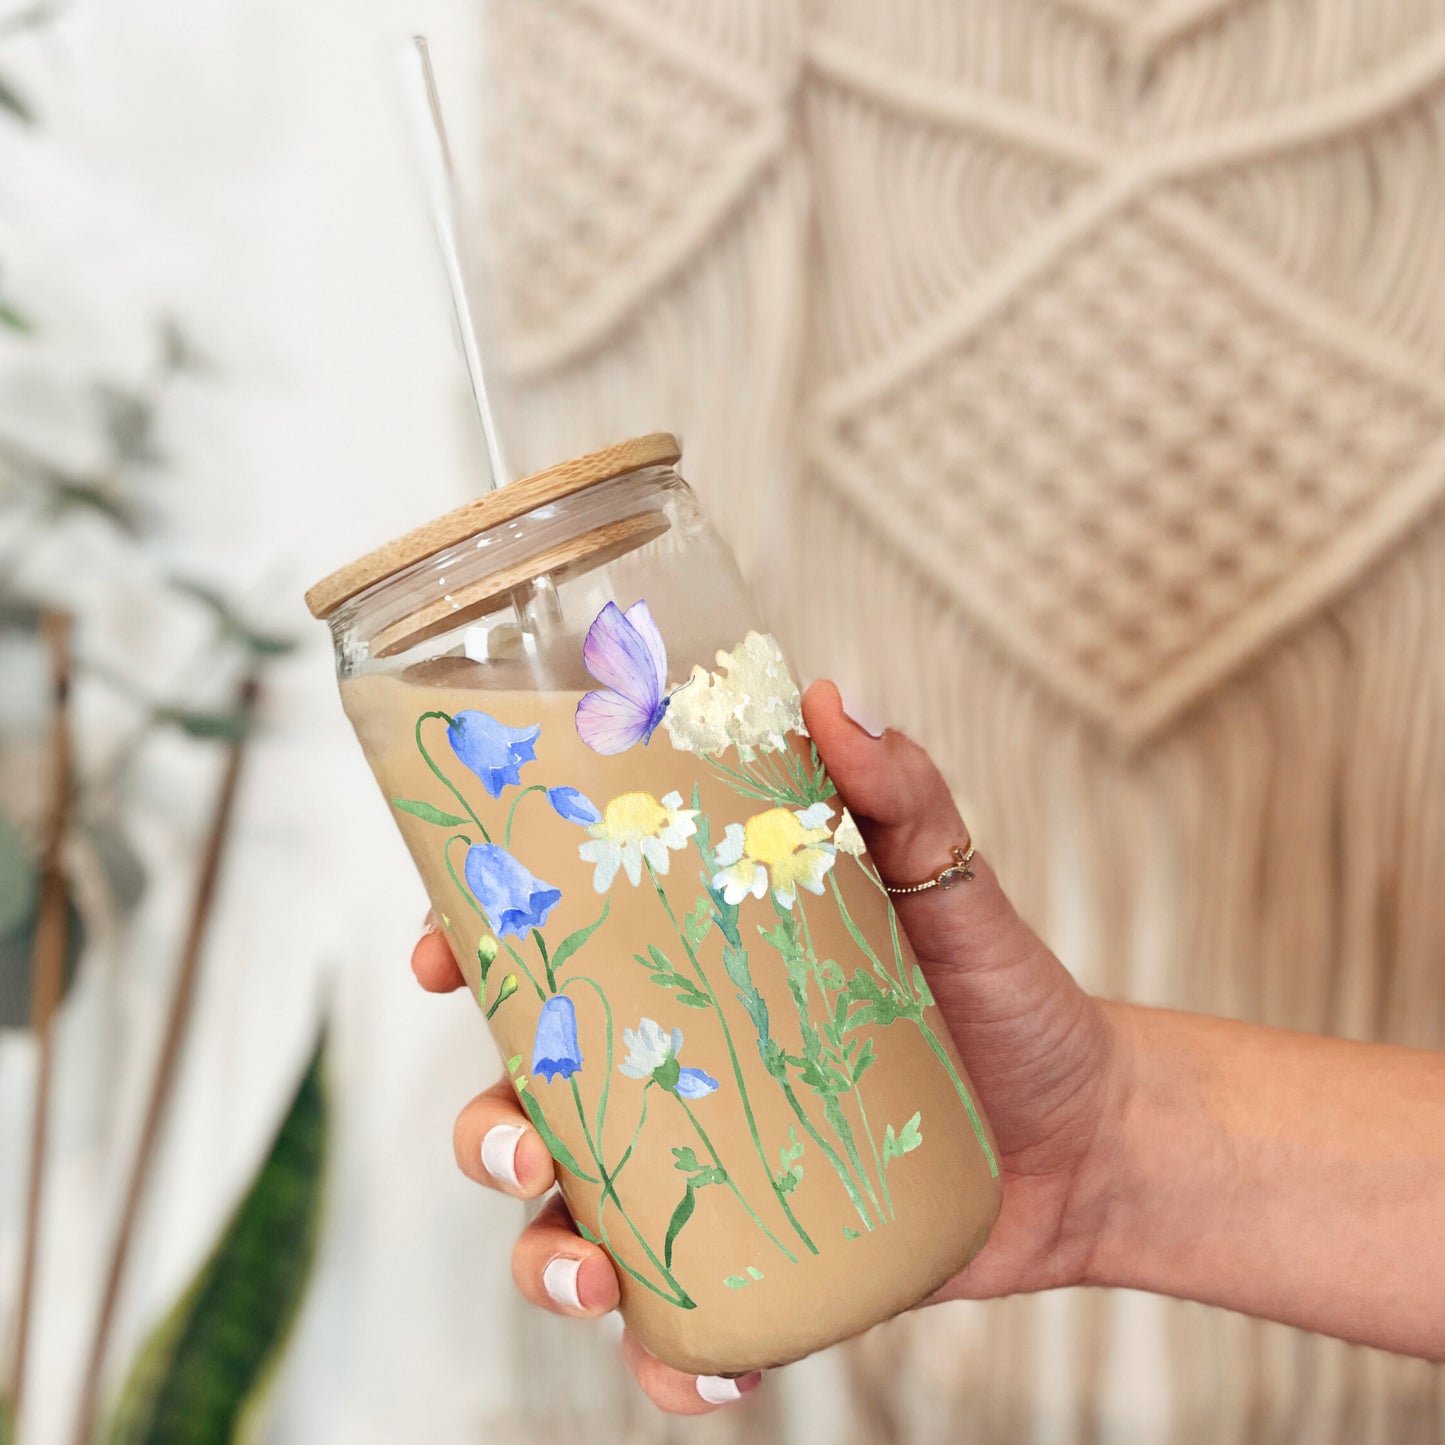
[
  {"x1": 623, "y1": 600, "x2": 667, "y2": 696},
  {"x1": 576, "y1": 688, "x2": 653, "y2": 755},
  {"x1": 583, "y1": 601, "x2": 660, "y2": 713}
]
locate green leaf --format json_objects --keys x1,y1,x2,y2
[
  {"x1": 505, "y1": 1054, "x2": 522, "y2": 1075},
  {"x1": 663, "y1": 1184, "x2": 697, "y2": 1270},
  {"x1": 676, "y1": 993, "x2": 711, "y2": 1009},
  {"x1": 653, "y1": 1056, "x2": 681, "y2": 1092},
  {"x1": 843, "y1": 1227, "x2": 861, "y2": 1241},
  {"x1": 683, "y1": 896, "x2": 712, "y2": 950},
  {"x1": 485, "y1": 973, "x2": 518, "y2": 1020},
  {"x1": 881, "y1": 1110, "x2": 923, "y2": 1168},
  {"x1": 723, "y1": 1274, "x2": 747, "y2": 1289},
  {"x1": 912, "y1": 965, "x2": 935, "y2": 1008},
  {"x1": 0, "y1": 72, "x2": 31, "y2": 123},
  {"x1": 106, "y1": 1035, "x2": 327, "y2": 1445},
  {"x1": 153, "y1": 707, "x2": 251, "y2": 741},
  {"x1": 818, "y1": 960, "x2": 845, "y2": 991},
  {"x1": 746, "y1": 1266, "x2": 764, "y2": 1281},
  {"x1": 390, "y1": 798, "x2": 468, "y2": 828},
  {"x1": 0, "y1": 298, "x2": 31, "y2": 332},
  {"x1": 0, "y1": 1391, "x2": 12, "y2": 1444},
  {"x1": 0, "y1": 811, "x2": 34, "y2": 936},
  {"x1": 851, "y1": 1038, "x2": 877, "y2": 1083},
  {"x1": 516, "y1": 1090, "x2": 589, "y2": 1179},
  {"x1": 548, "y1": 900, "x2": 609, "y2": 975},
  {"x1": 672, "y1": 1146, "x2": 703, "y2": 1173},
  {"x1": 0, "y1": 852, "x2": 87, "y2": 1031}
]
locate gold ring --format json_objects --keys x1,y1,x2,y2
[{"x1": 882, "y1": 845, "x2": 975, "y2": 896}]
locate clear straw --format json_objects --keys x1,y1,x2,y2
[{"x1": 396, "y1": 35, "x2": 510, "y2": 493}]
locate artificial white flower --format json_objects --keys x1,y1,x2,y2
[
  {"x1": 577, "y1": 789, "x2": 697, "y2": 892},
  {"x1": 712, "y1": 802, "x2": 836, "y2": 909},
  {"x1": 663, "y1": 631, "x2": 803, "y2": 761}
]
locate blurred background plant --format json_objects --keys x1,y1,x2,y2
[{"x1": 0, "y1": 4, "x2": 325, "y2": 1440}]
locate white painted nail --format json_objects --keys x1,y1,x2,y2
[
  {"x1": 542, "y1": 1255, "x2": 584, "y2": 1310},
  {"x1": 696, "y1": 1375, "x2": 744, "y2": 1405},
  {"x1": 480, "y1": 1123, "x2": 525, "y2": 1188}
]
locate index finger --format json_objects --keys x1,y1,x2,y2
[{"x1": 411, "y1": 920, "x2": 466, "y2": 992}]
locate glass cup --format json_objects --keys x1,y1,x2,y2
[{"x1": 307, "y1": 434, "x2": 1001, "y2": 1373}]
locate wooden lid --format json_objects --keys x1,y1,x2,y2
[{"x1": 304, "y1": 431, "x2": 682, "y2": 619}]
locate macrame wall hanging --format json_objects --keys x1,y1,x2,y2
[{"x1": 478, "y1": 1, "x2": 1445, "y2": 1440}]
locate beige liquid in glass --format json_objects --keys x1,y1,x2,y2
[{"x1": 342, "y1": 663, "x2": 1001, "y2": 1373}]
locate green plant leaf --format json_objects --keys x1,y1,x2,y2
[
  {"x1": 672, "y1": 1146, "x2": 703, "y2": 1173},
  {"x1": 390, "y1": 798, "x2": 467, "y2": 828},
  {"x1": 881, "y1": 1110, "x2": 923, "y2": 1168},
  {"x1": 0, "y1": 298, "x2": 31, "y2": 332},
  {"x1": 106, "y1": 1035, "x2": 327, "y2": 1445},
  {"x1": 515, "y1": 1090, "x2": 589, "y2": 1179},
  {"x1": 548, "y1": 900, "x2": 609, "y2": 975},
  {"x1": 153, "y1": 706, "x2": 251, "y2": 741},
  {"x1": 683, "y1": 896, "x2": 711, "y2": 950},
  {"x1": 746, "y1": 1266, "x2": 764, "y2": 1281},
  {"x1": 505, "y1": 1054, "x2": 522, "y2": 1075},
  {"x1": 723, "y1": 1274, "x2": 747, "y2": 1289},
  {"x1": 843, "y1": 1227, "x2": 861, "y2": 1241},
  {"x1": 851, "y1": 1038, "x2": 877, "y2": 1084},
  {"x1": 912, "y1": 965, "x2": 935, "y2": 1008},
  {"x1": 0, "y1": 811, "x2": 33, "y2": 936},
  {"x1": 0, "y1": 854, "x2": 87, "y2": 1031},
  {"x1": 664, "y1": 1184, "x2": 696, "y2": 1269}
]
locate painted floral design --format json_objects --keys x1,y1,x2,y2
[
  {"x1": 620, "y1": 1019, "x2": 720, "y2": 1098},
  {"x1": 663, "y1": 631, "x2": 801, "y2": 761},
  {"x1": 833, "y1": 808, "x2": 866, "y2": 857},
  {"x1": 447, "y1": 710, "x2": 540, "y2": 797},
  {"x1": 713, "y1": 803, "x2": 837, "y2": 909},
  {"x1": 578, "y1": 790, "x2": 697, "y2": 892},
  {"x1": 388, "y1": 599, "x2": 998, "y2": 1312},
  {"x1": 547, "y1": 786, "x2": 601, "y2": 825},
  {"x1": 464, "y1": 842, "x2": 561, "y2": 938},
  {"x1": 533, "y1": 995, "x2": 583, "y2": 1081}
]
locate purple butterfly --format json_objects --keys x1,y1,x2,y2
[{"x1": 575, "y1": 600, "x2": 670, "y2": 755}]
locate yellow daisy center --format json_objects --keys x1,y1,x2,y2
[
  {"x1": 596, "y1": 791, "x2": 672, "y2": 843},
  {"x1": 741, "y1": 808, "x2": 827, "y2": 866}
]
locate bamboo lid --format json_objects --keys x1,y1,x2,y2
[{"x1": 304, "y1": 431, "x2": 682, "y2": 620}]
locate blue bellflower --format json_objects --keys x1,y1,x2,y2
[
  {"x1": 446, "y1": 710, "x2": 541, "y2": 798},
  {"x1": 547, "y1": 786, "x2": 602, "y2": 825},
  {"x1": 464, "y1": 843, "x2": 561, "y2": 939},
  {"x1": 674, "y1": 1066, "x2": 720, "y2": 1098},
  {"x1": 532, "y1": 995, "x2": 583, "y2": 1082}
]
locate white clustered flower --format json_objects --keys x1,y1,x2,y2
[
  {"x1": 833, "y1": 809, "x2": 866, "y2": 857},
  {"x1": 663, "y1": 631, "x2": 803, "y2": 762}
]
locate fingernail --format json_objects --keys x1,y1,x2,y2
[
  {"x1": 542, "y1": 1255, "x2": 584, "y2": 1310},
  {"x1": 696, "y1": 1372, "x2": 761, "y2": 1405},
  {"x1": 480, "y1": 1123, "x2": 525, "y2": 1188}
]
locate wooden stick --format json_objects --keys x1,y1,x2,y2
[
  {"x1": 70, "y1": 672, "x2": 261, "y2": 1445},
  {"x1": 10, "y1": 611, "x2": 74, "y2": 1428}
]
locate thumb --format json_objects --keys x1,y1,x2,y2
[{"x1": 801, "y1": 679, "x2": 1023, "y2": 975}]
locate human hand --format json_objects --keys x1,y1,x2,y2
[{"x1": 410, "y1": 680, "x2": 1126, "y2": 1413}]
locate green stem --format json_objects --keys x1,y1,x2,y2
[
  {"x1": 531, "y1": 928, "x2": 555, "y2": 993},
  {"x1": 917, "y1": 1014, "x2": 999, "y2": 1179},
  {"x1": 828, "y1": 872, "x2": 905, "y2": 995},
  {"x1": 794, "y1": 898, "x2": 881, "y2": 1224},
  {"x1": 856, "y1": 863, "x2": 999, "y2": 1179},
  {"x1": 778, "y1": 1079, "x2": 874, "y2": 1231},
  {"x1": 569, "y1": 1077, "x2": 694, "y2": 1306},
  {"x1": 415, "y1": 711, "x2": 490, "y2": 839},
  {"x1": 705, "y1": 757, "x2": 796, "y2": 805},
  {"x1": 562, "y1": 974, "x2": 613, "y2": 1143},
  {"x1": 646, "y1": 862, "x2": 819, "y2": 1255},
  {"x1": 505, "y1": 784, "x2": 547, "y2": 848},
  {"x1": 676, "y1": 1097, "x2": 798, "y2": 1263},
  {"x1": 611, "y1": 1080, "x2": 653, "y2": 1186},
  {"x1": 854, "y1": 1086, "x2": 894, "y2": 1220}
]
